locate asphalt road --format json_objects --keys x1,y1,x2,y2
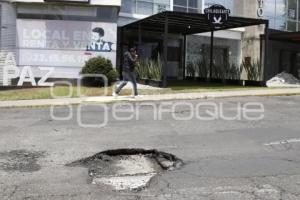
[{"x1": 0, "y1": 96, "x2": 300, "y2": 200}]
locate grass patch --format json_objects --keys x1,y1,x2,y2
[
  {"x1": 167, "y1": 80, "x2": 264, "y2": 92},
  {"x1": 0, "y1": 80, "x2": 268, "y2": 101},
  {"x1": 0, "y1": 86, "x2": 109, "y2": 101},
  {"x1": 0, "y1": 86, "x2": 163, "y2": 101}
]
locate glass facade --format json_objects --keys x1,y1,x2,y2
[
  {"x1": 120, "y1": 0, "x2": 300, "y2": 32},
  {"x1": 120, "y1": 0, "x2": 201, "y2": 15},
  {"x1": 173, "y1": 0, "x2": 200, "y2": 13},
  {"x1": 204, "y1": 0, "x2": 234, "y2": 13},
  {"x1": 120, "y1": 0, "x2": 170, "y2": 15},
  {"x1": 264, "y1": 0, "x2": 300, "y2": 31},
  {"x1": 17, "y1": 4, "x2": 118, "y2": 22}
]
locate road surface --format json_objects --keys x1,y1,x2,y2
[{"x1": 0, "y1": 96, "x2": 300, "y2": 199}]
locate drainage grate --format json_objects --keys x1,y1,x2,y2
[{"x1": 66, "y1": 149, "x2": 183, "y2": 191}]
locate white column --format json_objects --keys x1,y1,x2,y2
[
  {"x1": 201, "y1": 0, "x2": 205, "y2": 13},
  {"x1": 297, "y1": 0, "x2": 299, "y2": 31},
  {"x1": 170, "y1": 0, "x2": 173, "y2": 11}
]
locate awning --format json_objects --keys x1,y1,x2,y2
[
  {"x1": 269, "y1": 31, "x2": 300, "y2": 43},
  {"x1": 120, "y1": 11, "x2": 269, "y2": 87},
  {"x1": 122, "y1": 11, "x2": 268, "y2": 35}
]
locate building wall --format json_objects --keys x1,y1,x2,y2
[
  {"x1": 0, "y1": 1, "x2": 17, "y2": 85},
  {"x1": 234, "y1": 0, "x2": 300, "y2": 81},
  {"x1": 232, "y1": 0, "x2": 266, "y2": 80}
]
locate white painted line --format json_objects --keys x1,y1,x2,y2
[{"x1": 264, "y1": 138, "x2": 300, "y2": 146}]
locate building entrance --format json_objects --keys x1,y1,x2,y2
[{"x1": 280, "y1": 50, "x2": 300, "y2": 78}]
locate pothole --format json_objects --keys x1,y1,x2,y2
[
  {"x1": 0, "y1": 150, "x2": 45, "y2": 172},
  {"x1": 66, "y1": 149, "x2": 183, "y2": 191}
]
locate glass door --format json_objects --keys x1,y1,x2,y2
[
  {"x1": 167, "y1": 39, "x2": 182, "y2": 79},
  {"x1": 203, "y1": 45, "x2": 228, "y2": 79},
  {"x1": 293, "y1": 53, "x2": 300, "y2": 78},
  {"x1": 280, "y1": 50, "x2": 300, "y2": 78}
]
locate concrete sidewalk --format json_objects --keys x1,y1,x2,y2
[{"x1": 1, "y1": 88, "x2": 300, "y2": 108}]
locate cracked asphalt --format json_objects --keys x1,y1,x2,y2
[{"x1": 0, "y1": 96, "x2": 300, "y2": 200}]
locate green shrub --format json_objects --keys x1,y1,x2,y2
[
  {"x1": 136, "y1": 54, "x2": 162, "y2": 81},
  {"x1": 186, "y1": 62, "x2": 197, "y2": 78},
  {"x1": 197, "y1": 58, "x2": 209, "y2": 78},
  {"x1": 136, "y1": 59, "x2": 150, "y2": 79},
  {"x1": 225, "y1": 63, "x2": 242, "y2": 80},
  {"x1": 241, "y1": 59, "x2": 262, "y2": 81},
  {"x1": 81, "y1": 56, "x2": 118, "y2": 86},
  {"x1": 148, "y1": 55, "x2": 163, "y2": 81}
]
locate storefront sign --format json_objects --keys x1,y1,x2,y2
[
  {"x1": 157, "y1": 4, "x2": 167, "y2": 13},
  {"x1": 17, "y1": 19, "x2": 117, "y2": 68},
  {"x1": 257, "y1": 0, "x2": 264, "y2": 17},
  {"x1": 288, "y1": 9, "x2": 296, "y2": 19},
  {"x1": 204, "y1": 4, "x2": 230, "y2": 29}
]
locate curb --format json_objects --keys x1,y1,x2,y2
[{"x1": 1, "y1": 89, "x2": 300, "y2": 108}]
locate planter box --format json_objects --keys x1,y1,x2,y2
[
  {"x1": 184, "y1": 77, "x2": 265, "y2": 87},
  {"x1": 138, "y1": 78, "x2": 149, "y2": 85},
  {"x1": 185, "y1": 76, "x2": 195, "y2": 81},
  {"x1": 244, "y1": 80, "x2": 265, "y2": 86},
  {"x1": 148, "y1": 80, "x2": 163, "y2": 87},
  {"x1": 196, "y1": 77, "x2": 207, "y2": 82},
  {"x1": 226, "y1": 79, "x2": 241, "y2": 85}
]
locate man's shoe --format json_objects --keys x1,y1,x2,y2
[
  {"x1": 131, "y1": 94, "x2": 140, "y2": 99},
  {"x1": 112, "y1": 92, "x2": 118, "y2": 97}
]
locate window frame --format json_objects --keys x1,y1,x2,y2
[
  {"x1": 17, "y1": 5, "x2": 119, "y2": 23},
  {"x1": 173, "y1": 0, "x2": 200, "y2": 13},
  {"x1": 120, "y1": 0, "x2": 170, "y2": 15}
]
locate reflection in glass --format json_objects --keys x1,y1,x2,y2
[
  {"x1": 174, "y1": 0, "x2": 187, "y2": 6},
  {"x1": 264, "y1": 0, "x2": 276, "y2": 17},
  {"x1": 188, "y1": 8, "x2": 199, "y2": 13},
  {"x1": 174, "y1": 6, "x2": 188, "y2": 12},
  {"x1": 137, "y1": 1, "x2": 153, "y2": 15},
  {"x1": 287, "y1": 0, "x2": 297, "y2": 20},
  {"x1": 205, "y1": 0, "x2": 226, "y2": 7},
  {"x1": 299, "y1": 1, "x2": 300, "y2": 20},
  {"x1": 276, "y1": 0, "x2": 287, "y2": 17},
  {"x1": 174, "y1": 0, "x2": 200, "y2": 13},
  {"x1": 267, "y1": 17, "x2": 276, "y2": 29},
  {"x1": 188, "y1": 0, "x2": 198, "y2": 8},
  {"x1": 275, "y1": 18, "x2": 287, "y2": 30},
  {"x1": 121, "y1": 0, "x2": 171, "y2": 15},
  {"x1": 287, "y1": 20, "x2": 297, "y2": 31},
  {"x1": 121, "y1": 0, "x2": 135, "y2": 14},
  {"x1": 154, "y1": 3, "x2": 168, "y2": 13}
]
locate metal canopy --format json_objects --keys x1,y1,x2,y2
[
  {"x1": 269, "y1": 31, "x2": 300, "y2": 43},
  {"x1": 120, "y1": 11, "x2": 269, "y2": 88},
  {"x1": 122, "y1": 11, "x2": 268, "y2": 35}
]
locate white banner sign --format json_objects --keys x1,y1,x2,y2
[{"x1": 17, "y1": 19, "x2": 117, "y2": 68}]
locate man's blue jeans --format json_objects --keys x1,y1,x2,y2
[{"x1": 116, "y1": 71, "x2": 138, "y2": 96}]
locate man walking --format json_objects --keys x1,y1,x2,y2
[{"x1": 113, "y1": 46, "x2": 139, "y2": 97}]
